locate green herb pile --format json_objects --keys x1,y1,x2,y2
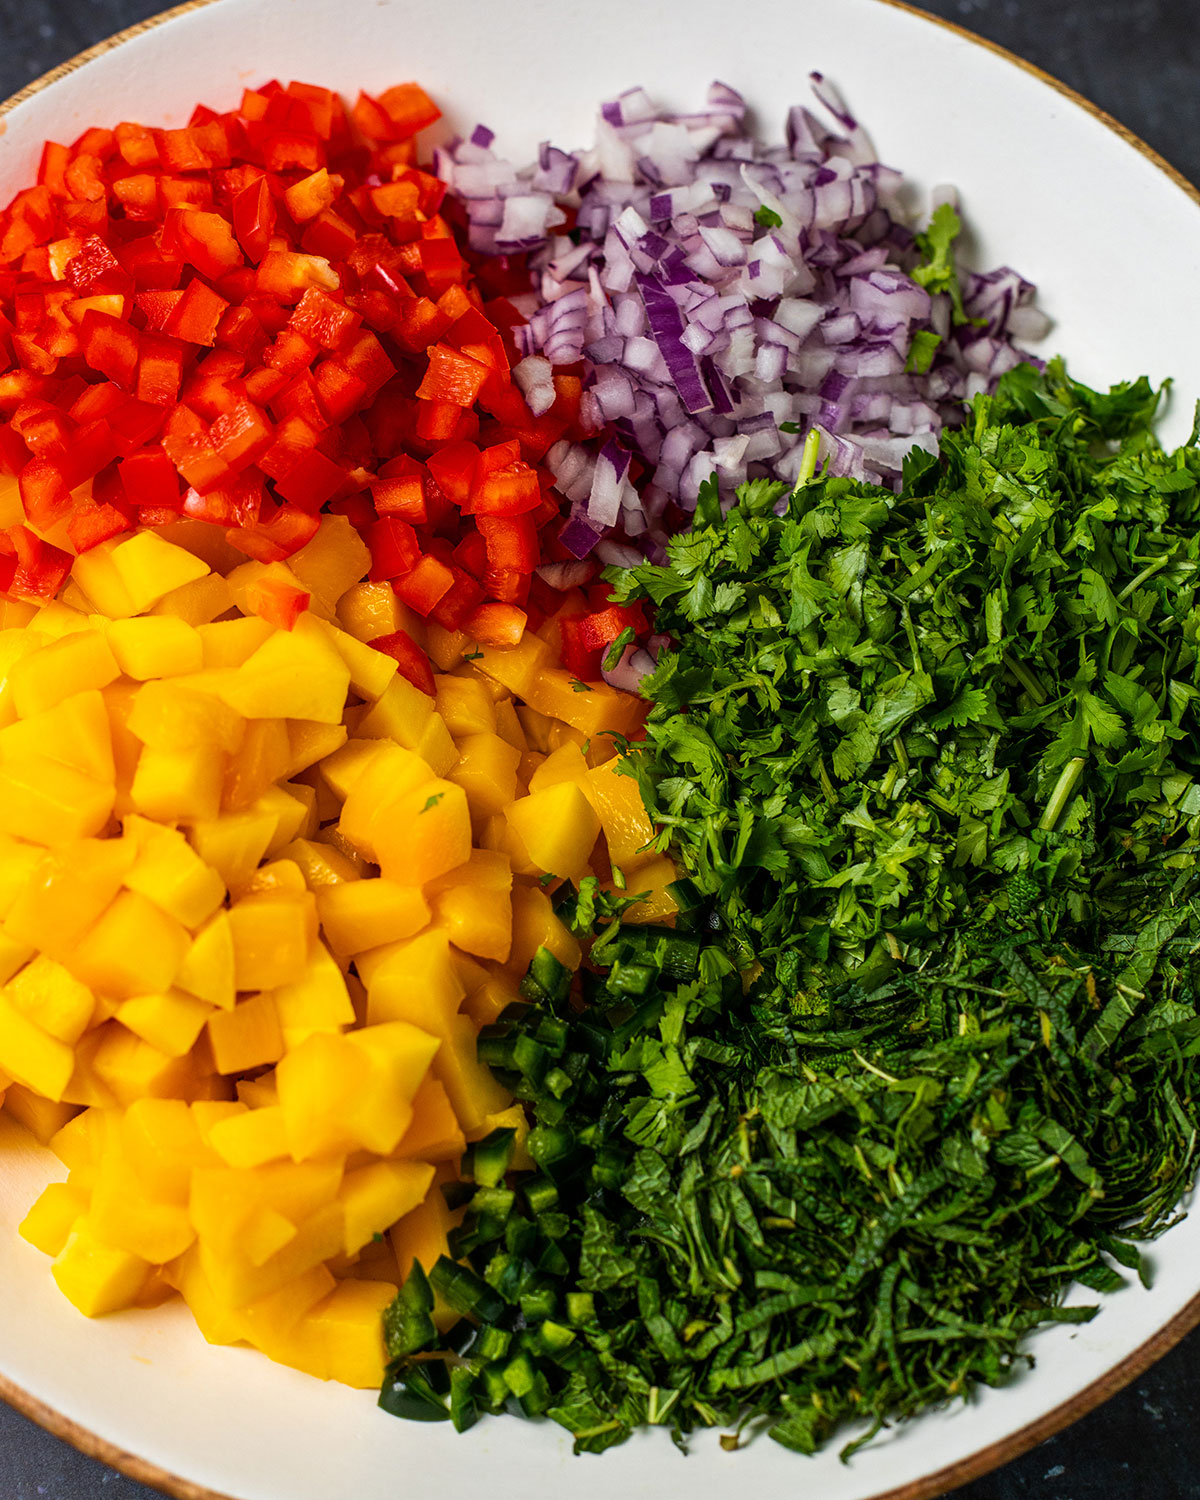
[
  {"x1": 609, "y1": 362, "x2": 1200, "y2": 1014},
  {"x1": 379, "y1": 363, "x2": 1200, "y2": 1456}
]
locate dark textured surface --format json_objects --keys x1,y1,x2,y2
[{"x1": 1, "y1": 2, "x2": 1199, "y2": 1498}]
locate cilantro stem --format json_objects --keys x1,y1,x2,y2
[
  {"x1": 1002, "y1": 652, "x2": 1048, "y2": 706},
  {"x1": 1038, "y1": 756, "x2": 1087, "y2": 832},
  {"x1": 1115, "y1": 555, "x2": 1170, "y2": 603}
]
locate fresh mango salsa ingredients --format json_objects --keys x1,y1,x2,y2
[{"x1": 0, "y1": 66, "x2": 1197, "y2": 1469}]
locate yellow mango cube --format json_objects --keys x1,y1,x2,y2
[
  {"x1": 0, "y1": 834, "x2": 44, "y2": 920},
  {"x1": 126, "y1": 678, "x2": 246, "y2": 755},
  {"x1": 509, "y1": 885, "x2": 582, "y2": 974},
  {"x1": 20, "y1": 1180, "x2": 88, "y2": 1258},
  {"x1": 316, "y1": 880, "x2": 430, "y2": 958},
  {"x1": 337, "y1": 744, "x2": 435, "y2": 857},
  {"x1": 277, "y1": 837, "x2": 361, "y2": 891},
  {"x1": 505, "y1": 781, "x2": 601, "y2": 882},
  {"x1": 256, "y1": 783, "x2": 317, "y2": 856},
  {"x1": 394, "y1": 1074, "x2": 465, "y2": 1162},
  {"x1": 89, "y1": 1023, "x2": 203, "y2": 1105},
  {"x1": 364, "y1": 929, "x2": 466, "y2": 1032},
  {"x1": 493, "y1": 697, "x2": 527, "y2": 752},
  {"x1": 447, "y1": 731, "x2": 522, "y2": 818},
  {"x1": 52, "y1": 1221, "x2": 150, "y2": 1316},
  {"x1": 107, "y1": 615, "x2": 204, "y2": 680},
  {"x1": 528, "y1": 741, "x2": 591, "y2": 796},
  {"x1": 432, "y1": 1013, "x2": 511, "y2": 1135},
  {"x1": 211, "y1": 614, "x2": 350, "y2": 724},
  {"x1": 0, "y1": 991, "x2": 76, "y2": 1100},
  {"x1": 436, "y1": 676, "x2": 496, "y2": 737},
  {"x1": 108, "y1": 530, "x2": 210, "y2": 611},
  {"x1": 9, "y1": 630, "x2": 120, "y2": 718},
  {"x1": 88, "y1": 1159, "x2": 196, "y2": 1264},
  {"x1": 120, "y1": 1098, "x2": 214, "y2": 1201},
  {"x1": 432, "y1": 876, "x2": 513, "y2": 965},
  {"x1": 187, "y1": 810, "x2": 276, "y2": 894},
  {"x1": 315, "y1": 619, "x2": 397, "y2": 700},
  {"x1": 273, "y1": 946, "x2": 355, "y2": 1050},
  {"x1": 620, "y1": 856, "x2": 682, "y2": 923},
  {"x1": 175, "y1": 910, "x2": 236, "y2": 1010},
  {"x1": 148, "y1": 571, "x2": 234, "y2": 627},
  {"x1": 588, "y1": 757, "x2": 657, "y2": 871},
  {"x1": 341, "y1": 1159, "x2": 434, "y2": 1256},
  {"x1": 221, "y1": 717, "x2": 291, "y2": 813},
  {"x1": 237, "y1": 1265, "x2": 337, "y2": 1362},
  {"x1": 337, "y1": 580, "x2": 410, "y2": 643},
  {"x1": 196, "y1": 616, "x2": 275, "y2": 669},
  {"x1": 3, "y1": 1083, "x2": 80, "y2": 1144},
  {"x1": 116, "y1": 990, "x2": 213, "y2": 1058},
  {"x1": 207, "y1": 993, "x2": 286, "y2": 1075},
  {"x1": 0, "y1": 757, "x2": 114, "y2": 845},
  {"x1": 0, "y1": 688, "x2": 114, "y2": 783},
  {"x1": 469, "y1": 632, "x2": 554, "y2": 700},
  {"x1": 208, "y1": 1104, "x2": 291, "y2": 1168},
  {"x1": 123, "y1": 815, "x2": 226, "y2": 929},
  {"x1": 227, "y1": 891, "x2": 317, "y2": 991},
  {"x1": 284, "y1": 720, "x2": 348, "y2": 780},
  {"x1": 4, "y1": 955, "x2": 95, "y2": 1045},
  {"x1": 131, "y1": 744, "x2": 224, "y2": 825},
  {"x1": 354, "y1": 673, "x2": 436, "y2": 747},
  {"x1": 4, "y1": 837, "x2": 133, "y2": 959},
  {"x1": 68, "y1": 890, "x2": 190, "y2": 1000},
  {"x1": 373, "y1": 781, "x2": 473, "y2": 886}
]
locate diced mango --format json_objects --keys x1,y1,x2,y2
[
  {"x1": 123, "y1": 1098, "x2": 214, "y2": 1200},
  {"x1": 364, "y1": 930, "x2": 466, "y2": 1032},
  {"x1": 287, "y1": 517, "x2": 371, "y2": 617},
  {"x1": 187, "y1": 810, "x2": 277, "y2": 893},
  {"x1": 208, "y1": 1105, "x2": 291, "y2": 1168},
  {"x1": 394, "y1": 1074, "x2": 466, "y2": 1163},
  {"x1": 0, "y1": 688, "x2": 115, "y2": 783},
  {"x1": 316, "y1": 881, "x2": 429, "y2": 958},
  {"x1": 284, "y1": 720, "x2": 348, "y2": 779},
  {"x1": 506, "y1": 781, "x2": 601, "y2": 882},
  {"x1": 175, "y1": 910, "x2": 236, "y2": 1010},
  {"x1": 436, "y1": 676, "x2": 496, "y2": 737},
  {"x1": 469, "y1": 632, "x2": 554, "y2": 700},
  {"x1": 109, "y1": 531, "x2": 210, "y2": 612},
  {"x1": 89, "y1": 1157, "x2": 196, "y2": 1264},
  {"x1": 221, "y1": 717, "x2": 291, "y2": 812},
  {"x1": 197, "y1": 615, "x2": 275, "y2": 668},
  {"x1": 3, "y1": 1083, "x2": 80, "y2": 1143},
  {"x1": 373, "y1": 780, "x2": 472, "y2": 886},
  {"x1": 429, "y1": 849, "x2": 513, "y2": 963},
  {"x1": 509, "y1": 884, "x2": 583, "y2": 974},
  {"x1": 20, "y1": 1181, "x2": 88, "y2": 1257},
  {"x1": 0, "y1": 992, "x2": 76, "y2": 1101},
  {"x1": 447, "y1": 731, "x2": 522, "y2": 819},
  {"x1": 337, "y1": 580, "x2": 408, "y2": 644},
  {"x1": 131, "y1": 744, "x2": 224, "y2": 825},
  {"x1": 148, "y1": 572, "x2": 234, "y2": 627},
  {"x1": 354, "y1": 672, "x2": 435, "y2": 746},
  {"x1": 431, "y1": 1013, "x2": 511, "y2": 1135},
  {"x1": 89, "y1": 1024, "x2": 204, "y2": 1106},
  {"x1": 273, "y1": 946, "x2": 355, "y2": 1050},
  {"x1": 116, "y1": 990, "x2": 213, "y2": 1058},
  {"x1": 315, "y1": 619, "x2": 397, "y2": 700},
  {"x1": 107, "y1": 615, "x2": 204, "y2": 680},
  {"x1": 69, "y1": 891, "x2": 189, "y2": 1001},
  {"x1": 587, "y1": 757, "x2": 658, "y2": 870},
  {"x1": 52, "y1": 1220, "x2": 150, "y2": 1316},
  {"x1": 227, "y1": 890, "x2": 317, "y2": 991},
  {"x1": 4, "y1": 955, "x2": 95, "y2": 1045},
  {"x1": 210, "y1": 614, "x2": 350, "y2": 724},
  {"x1": 256, "y1": 783, "x2": 316, "y2": 856},
  {"x1": 0, "y1": 757, "x2": 114, "y2": 845},
  {"x1": 9, "y1": 630, "x2": 121, "y2": 718},
  {"x1": 5, "y1": 838, "x2": 134, "y2": 959},
  {"x1": 207, "y1": 993, "x2": 286, "y2": 1075},
  {"x1": 341, "y1": 1159, "x2": 434, "y2": 1256},
  {"x1": 337, "y1": 744, "x2": 434, "y2": 857},
  {"x1": 389, "y1": 1172, "x2": 460, "y2": 1281},
  {"x1": 620, "y1": 855, "x2": 682, "y2": 924},
  {"x1": 126, "y1": 678, "x2": 246, "y2": 755},
  {"x1": 523, "y1": 668, "x2": 649, "y2": 739},
  {"x1": 278, "y1": 837, "x2": 361, "y2": 891}
]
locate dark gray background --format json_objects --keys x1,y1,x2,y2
[{"x1": 1, "y1": 1, "x2": 1198, "y2": 1496}]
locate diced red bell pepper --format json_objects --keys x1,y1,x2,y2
[
  {"x1": 114, "y1": 121, "x2": 159, "y2": 168},
  {"x1": 288, "y1": 285, "x2": 360, "y2": 351},
  {"x1": 466, "y1": 461, "x2": 541, "y2": 517},
  {"x1": 271, "y1": 444, "x2": 346, "y2": 511},
  {"x1": 429, "y1": 566, "x2": 485, "y2": 631},
  {"x1": 162, "y1": 279, "x2": 229, "y2": 346},
  {"x1": 225, "y1": 501, "x2": 320, "y2": 561},
  {"x1": 391, "y1": 553, "x2": 454, "y2": 616},
  {"x1": 210, "y1": 396, "x2": 273, "y2": 472},
  {"x1": 368, "y1": 628, "x2": 435, "y2": 696},
  {"x1": 284, "y1": 168, "x2": 343, "y2": 224},
  {"x1": 119, "y1": 448, "x2": 183, "y2": 510},
  {"x1": 79, "y1": 310, "x2": 139, "y2": 388},
  {"x1": 18, "y1": 458, "x2": 72, "y2": 529},
  {"x1": 161, "y1": 404, "x2": 232, "y2": 493},
  {"x1": 370, "y1": 457, "x2": 426, "y2": 523},
  {"x1": 164, "y1": 207, "x2": 244, "y2": 279},
  {"x1": 465, "y1": 601, "x2": 528, "y2": 649},
  {"x1": 425, "y1": 441, "x2": 479, "y2": 507},
  {"x1": 135, "y1": 333, "x2": 185, "y2": 407},
  {"x1": 366, "y1": 516, "x2": 421, "y2": 580},
  {"x1": 477, "y1": 512, "x2": 538, "y2": 574},
  {"x1": 312, "y1": 358, "x2": 369, "y2": 424},
  {"x1": 415, "y1": 342, "x2": 489, "y2": 408},
  {"x1": 8, "y1": 525, "x2": 72, "y2": 599},
  {"x1": 57, "y1": 419, "x2": 119, "y2": 490},
  {"x1": 66, "y1": 500, "x2": 132, "y2": 553}
]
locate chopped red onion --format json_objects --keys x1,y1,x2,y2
[{"x1": 434, "y1": 76, "x2": 1042, "y2": 559}]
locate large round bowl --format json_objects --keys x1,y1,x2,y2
[{"x1": 2, "y1": 3, "x2": 1200, "y2": 1497}]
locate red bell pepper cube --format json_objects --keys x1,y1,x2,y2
[
  {"x1": 111, "y1": 173, "x2": 159, "y2": 220},
  {"x1": 161, "y1": 405, "x2": 232, "y2": 494},
  {"x1": 64, "y1": 155, "x2": 107, "y2": 206},
  {"x1": 136, "y1": 289, "x2": 186, "y2": 332},
  {"x1": 368, "y1": 629, "x2": 435, "y2": 696},
  {"x1": 119, "y1": 448, "x2": 182, "y2": 510},
  {"x1": 162, "y1": 279, "x2": 229, "y2": 347},
  {"x1": 264, "y1": 328, "x2": 319, "y2": 377},
  {"x1": 313, "y1": 358, "x2": 369, "y2": 424},
  {"x1": 271, "y1": 444, "x2": 346, "y2": 511},
  {"x1": 377, "y1": 83, "x2": 441, "y2": 139},
  {"x1": 80, "y1": 310, "x2": 139, "y2": 389},
  {"x1": 164, "y1": 207, "x2": 244, "y2": 280},
  {"x1": 391, "y1": 553, "x2": 454, "y2": 616},
  {"x1": 118, "y1": 235, "x2": 185, "y2": 291},
  {"x1": 57, "y1": 419, "x2": 119, "y2": 491},
  {"x1": 11, "y1": 400, "x2": 73, "y2": 458},
  {"x1": 0, "y1": 423, "x2": 30, "y2": 476},
  {"x1": 478, "y1": 513, "x2": 538, "y2": 574},
  {"x1": 66, "y1": 500, "x2": 131, "y2": 553},
  {"x1": 338, "y1": 331, "x2": 395, "y2": 395},
  {"x1": 467, "y1": 462, "x2": 541, "y2": 518},
  {"x1": 18, "y1": 459, "x2": 72, "y2": 530},
  {"x1": 8, "y1": 526, "x2": 71, "y2": 600},
  {"x1": 425, "y1": 441, "x2": 479, "y2": 507},
  {"x1": 390, "y1": 296, "x2": 451, "y2": 353},
  {"x1": 370, "y1": 458, "x2": 426, "y2": 523},
  {"x1": 366, "y1": 516, "x2": 421, "y2": 580},
  {"x1": 135, "y1": 333, "x2": 185, "y2": 407},
  {"x1": 326, "y1": 490, "x2": 375, "y2": 531},
  {"x1": 284, "y1": 168, "x2": 343, "y2": 224},
  {"x1": 231, "y1": 174, "x2": 276, "y2": 266},
  {"x1": 416, "y1": 343, "x2": 489, "y2": 408},
  {"x1": 476, "y1": 370, "x2": 533, "y2": 428},
  {"x1": 429, "y1": 566, "x2": 485, "y2": 631},
  {"x1": 270, "y1": 371, "x2": 326, "y2": 428},
  {"x1": 300, "y1": 209, "x2": 359, "y2": 262},
  {"x1": 242, "y1": 122, "x2": 323, "y2": 174},
  {"x1": 114, "y1": 121, "x2": 159, "y2": 168},
  {"x1": 245, "y1": 575, "x2": 310, "y2": 629},
  {"x1": 415, "y1": 399, "x2": 472, "y2": 446},
  {"x1": 351, "y1": 92, "x2": 399, "y2": 145},
  {"x1": 210, "y1": 397, "x2": 274, "y2": 473},
  {"x1": 484, "y1": 566, "x2": 531, "y2": 607},
  {"x1": 288, "y1": 286, "x2": 360, "y2": 351},
  {"x1": 38, "y1": 141, "x2": 71, "y2": 197},
  {"x1": 369, "y1": 181, "x2": 421, "y2": 222},
  {"x1": 452, "y1": 529, "x2": 488, "y2": 580},
  {"x1": 465, "y1": 602, "x2": 528, "y2": 649},
  {"x1": 283, "y1": 82, "x2": 337, "y2": 141}
]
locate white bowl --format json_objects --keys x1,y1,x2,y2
[{"x1": 2, "y1": 3, "x2": 1200, "y2": 1498}]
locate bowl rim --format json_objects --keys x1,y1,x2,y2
[{"x1": 1, "y1": 3, "x2": 1199, "y2": 1498}]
